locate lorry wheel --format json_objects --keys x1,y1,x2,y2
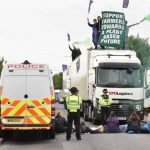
[
  {"x1": 91, "y1": 111, "x2": 97, "y2": 125},
  {"x1": 83, "y1": 112, "x2": 88, "y2": 121},
  {"x1": 83, "y1": 103, "x2": 89, "y2": 121},
  {"x1": 92, "y1": 119, "x2": 97, "y2": 125}
]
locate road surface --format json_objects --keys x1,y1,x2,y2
[{"x1": 0, "y1": 103, "x2": 150, "y2": 150}]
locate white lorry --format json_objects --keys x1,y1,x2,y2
[{"x1": 69, "y1": 49, "x2": 144, "y2": 124}]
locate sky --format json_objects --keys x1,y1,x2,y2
[{"x1": 0, "y1": 0, "x2": 150, "y2": 74}]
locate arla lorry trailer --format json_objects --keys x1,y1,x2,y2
[
  {"x1": 0, "y1": 61, "x2": 55, "y2": 139},
  {"x1": 70, "y1": 49, "x2": 144, "y2": 124}
]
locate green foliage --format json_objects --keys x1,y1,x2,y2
[
  {"x1": 0, "y1": 57, "x2": 5, "y2": 76},
  {"x1": 52, "y1": 72, "x2": 63, "y2": 89},
  {"x1": 128, "y1": 35, "x2": 150, "y2": 67}
]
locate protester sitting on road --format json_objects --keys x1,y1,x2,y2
[
  {"x1": 126, "y1": 112, "x2": 141, "y2": 134},
  {"x1": 80, "y1": 121, "x2": 104, "y2": 134},
  {"x1": 140, "y1": 113, "x2": 150, "y2": 133},
  {"x1": 104, "y1": 111, "x2": 121, "y2": 133},
  {"x1": 55, "y1": 112, "x2": 67, "y2": 133},
  {"x1": 120, "y1": 113, "x2": 150, "y2": 134}
]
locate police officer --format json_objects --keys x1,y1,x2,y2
[
  {"x1": 66, "y1": 87, "x2": 82, "y2": 141},
  {"x1": 99, "y1": 89, "x2": 112, "y2": 125}
]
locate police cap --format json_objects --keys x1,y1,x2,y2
[
  {"x1": 69, "y1": 87, "x2": 79, "y2": 93},
  {"x1": 102, "y1": 89, "x2": 108, "y2": 93}
]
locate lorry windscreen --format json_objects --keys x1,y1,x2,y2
[{"x1": 97, "y1": 67, "x2": 143, "y2": 88}]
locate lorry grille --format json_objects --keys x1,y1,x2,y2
[{"x1": 111, "y1": 103, "x2": 134, "y2": 118}]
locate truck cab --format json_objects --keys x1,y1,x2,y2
[
  {"x1": 69, "y1": 49, "x2": 144, "y2": 124},
  {"x1": 92, "y1": 50, "x2": 144, "y2": 122}
]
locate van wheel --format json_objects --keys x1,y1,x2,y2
[
  {"x1": 43, "y1": 129, "x2": 55, "y2": 139},
  {"x1": 43, "y1": 131, "x2": 49, "y2": 139},
  {"x1": 48, "y1": 128, "x2": 55, "y2": 139}
]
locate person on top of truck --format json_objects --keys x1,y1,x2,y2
[
  {"x1": 69, "y1": 45, "x2": 81, "y2": 61},
  {"x1": 96, "y1": 16, "x2": 105, "y2": 49},
  {"x1": 99, "y1": 89, "x2": 112, "y2": 125},
  {"x1": 87, "y1": 18, "x2": 98, "y2": 49},
  {"x1": 124, "y1": 20, "x2": 142, "y2": 49}
]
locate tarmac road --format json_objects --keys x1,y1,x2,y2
[{"x1": 0, "y1": 103, "x2": 150, "y2": 150}]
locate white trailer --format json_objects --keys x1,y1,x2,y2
[{"x1": 70, "y1": 49, "x2": 144, "y2": 124}]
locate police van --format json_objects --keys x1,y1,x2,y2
[{"x1": 0, "y1": 61, "x2": 55, "y2": 139}]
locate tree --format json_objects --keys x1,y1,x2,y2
[
  {"x1": 53, "y1": 72, "x2": 63, "y2": 89},
  {"x1": 0, "y1": 57, "x2": 5, "y2": 76},
  {"x1": 128, "y1": 35, "x2": 150, "y2": 67}
]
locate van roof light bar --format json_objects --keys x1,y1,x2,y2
[{"x1": 21, "y1": 60, "x2": 31, "y2": 64}]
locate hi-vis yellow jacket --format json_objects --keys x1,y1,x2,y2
[
  {"x1": 99, "y1": 95, "x2": 112, "y2": 107},
  {"x1": 66, "y1": 95, "x2": 82, "y2": 112}
]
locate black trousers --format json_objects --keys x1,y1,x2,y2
[
  {"x1": 101, "y1": 107, "x2": 111, "y2": 125},
  {"x1": 66, "y1": 111, "x2": 81, "y2": 139}
]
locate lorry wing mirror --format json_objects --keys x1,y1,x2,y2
[
  {"x1": 92, "y1": 84, "x2": 96, "y2": 88},
  {"x1": 127, "y1": 69, "x2": 132, "y2": 75}
]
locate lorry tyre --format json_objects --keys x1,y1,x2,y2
[
  {"x1": 92, "y1": 115, "x2": 97, "y2": 125},
  {"x1": 91, "y1": 110, "x2": 97, "y2": 125},
  {"x1": 83, "y1": 103, "x2": 89, "y2": 121},
  {"x1": 92, "y1": 118, "x2": 97, "y2": 125}
]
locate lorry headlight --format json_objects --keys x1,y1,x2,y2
[{"x1": 135, "y1": 105, "x2": 142, "y2": 111}]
